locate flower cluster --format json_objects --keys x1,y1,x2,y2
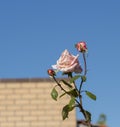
[{"x1": 47, "y1": 41, "x2": 96, "y2": 126}]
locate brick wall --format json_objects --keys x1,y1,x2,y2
[{"x1": 0, "y1": 78, "x2": 76, "y2": 127}]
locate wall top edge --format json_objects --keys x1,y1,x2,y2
[
  {"x1": 0, "y1": 77, "x2": 68, "y2": 83},
  {"x1": 0, "y1": 78, "x2": 55, "y2": 83}
]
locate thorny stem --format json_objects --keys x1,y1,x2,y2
[
  {"x1": 83, "y1": 52, "x2": 87, "y2": 76},
  {"x1": 68, "y1": 73, "x2": 83, "y2": 108},
  {"x1": 68, "y1": 72, "x2": 78, "y2": 90},
  {"x1": 79, "y1": 78, "x2": 83, "y2": 95},
  {"x1": 79, "y1": 52, "x2": 87, "y2": 105},
  {"x1": 68, "y1": 73, "x2": 87, "y2": 122},
  {"x1": 78, "y1": 52, "x2": 87, "y2": 105},
  {"x1": 75, "y1": 99, "x2": 87, "y2": 120},
  {"x1": 77, "y1": 52, "x2": 91, "y2": 125},
  {"x1": 52, "y1": 76, "x2": 68, "y2": 94},
  {"x1": 65, "y1": 72, "x2": 86, "y2": 121}
]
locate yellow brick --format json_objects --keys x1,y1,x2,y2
[
  {"x1": 46, "y1": 121, "x2": 60, "y2": 127},
  {"x1": 30, "y1": 99, "x2": 44, "y2": 105},
  {"x1": 0, "y1": 105, "x2": 6, "y2": 110},
  {"x1": 29, "y1": 88, "x2": 44, "y2": 94},
  {"x1": 6, "y1": 83, "x2": 21, "y2": 88},
  {"x1": 15, "y1": 122, "x2": 30, "y2": 127},
  {"x1": 0, "y1": 116, "x2": 7, "y2": 122},
  {"x1": 15, "y1": 100, "x2": 30, "y2": 105},
  {"x1": 36, "y1": 82, "x2": 52, "y2": 88},
  {"x1": 22, "y1": 94, "x2": 36, "y2": 99},
  {"x1": 0, "y1": 111, "x2": 14, "y2": 116},
  {"x1": 23, "y1": 116, "x2": 38, "y2": 121},
  {"x1": 0, "y1": 122, "x2": 15, "y2": 127},
  {"x1": 0, "y1": 83, "x2": 6, "y2": 88},
  {"x1": 14, "y1": 89, "x2": 29, "y2": 94},
  {"x1": 0, "y1": 89, "x2": 13, "y2": 94},
  {"x1": 46, "y1": 109, "x2": 60, "y2": 116},
  {"x1": 0, "y1": 100, "x2": 14, "y2": 105},
  {"x1": 30, "y1": 110, "x2": 45, "y2": 116},
  {"x1": 0, "y1": 95, "x2": 6, "y2": 99},
  {"x1": 7, "y1": 116, "x2": 22, "y2": 121},
  {"x1": 37, "y1": 94, "x2": 48, "y2": 99},
  {"x1": 21, "y1": 83, "x2": 36, "y2": 88},
  {"x1": 38, "y1": 116, "x2": 53, "y2": 121},
  {"x1": 15, "y1": 111, "x2": 29, "y2": 116},
  {"x1": 30, "y1": 121, "x2": 45, "y2": 127},
  {"x1": 7, "y1": 94, "x2": 21, "y2": 100},
  {"x1": 22, "y1": 105, "x2": 37, "y2": 110},
  {"x1": 7, "y1": 105, "x2": 21, "y2": 110}
]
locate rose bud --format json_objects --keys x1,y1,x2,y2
[
  {"x1": 75, "y1": 41, "x2": 87, "y2": 52},
  {"x1": 47, "y1": 69, "x2": 56, "y2": 76}
]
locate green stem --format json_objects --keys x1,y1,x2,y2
[
  {"x1": 67, "y1": 73, "x2": 87, "y2": 119},
  {"x1": 68, "y1": 72, "x2": 78, "y2": 90},
  {"x1": 78, "y1": 53, "x2": 87, "y2": 106},
  {"x1": 79, "y1": 78, "x2": 83, "y2": 94},
  {"x1": 83, "y1": 52, "x2": 87, "y2": 76},
  {"x1": 75, "y1": 99, "x2": 87, "y2": 120},
  {"x1": 77, "y1": 52, "x2": 89, "y2": 122},
  {"x1": 53, "y1": 76, "x2": 68, "y2": 94},
  {"x1": 78, "y1": 53, "x2": 87, "y2": 104}
]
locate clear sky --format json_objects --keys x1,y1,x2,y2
[{"x1": 0, "y1": 0, "x2": 120, "y2": 126}]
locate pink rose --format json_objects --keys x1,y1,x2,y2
[
  {"x1": 75, "y1": 41, "x2": 87, "y2": 52},
  {"x1": 52, "y1": 49, "x2": 82, "y2": 73}
]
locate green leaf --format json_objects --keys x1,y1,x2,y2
[
  {"x1": 62, "y1": 103, "x2": 74, "y2": 120},
  {"x1": 81, "y1": 75, "x2": 87, "y2": 82},
  {"x1": 60, "y1": 80, "x2": 73, "y2": 88},
  {"x1": 62, "y1": 97, "x2": 75, "y2": 120},
  {"x1": 68, "y1": 105, "x2": 74, "y2": 112},
  {"x1": 69, "y1": 75, "x2": 81, "y2": 83},
  {"x1": 68, "y1": 89, "x2": 78, "y2": 97},
  {"x1": 86, "y1": 91, "x2": 96, "y2": 101},
  {"x1": 85, "y1": 110, "x2": 91, "y2": 122},
  {"x1": 60, "y1": 89, "x2": 78, "y2": 98},
  {"x1": 69, "y1": 97, "x2": 75, "y2": 106},
  {"x1": 62, "y1": 105, "x2": 69, "y2": 120},
  {"x1": 51, "y1": 87, "x2": 58, "y2": 101},
  {"x1": 97, "y1": 114, "x2": 106, "y2": 125}
]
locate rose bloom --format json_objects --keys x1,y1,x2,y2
[
  {"x1": 75, "y1": 41, "x2": 87, "y2": 52},
  {"x1": 52, "y1": 49, "x2": 82, "y2": 73}
]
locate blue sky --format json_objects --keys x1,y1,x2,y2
[{"x1": 0, "y1": 0, "x2": 120, "y2": 126}]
